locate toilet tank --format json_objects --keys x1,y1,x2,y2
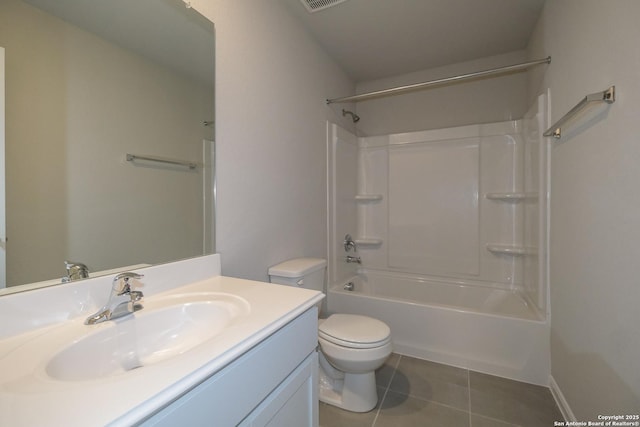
[{"x1": 268, "y1": 258, "x2": 327, "y2": 292}]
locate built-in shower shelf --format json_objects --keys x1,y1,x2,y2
[
  {"x1": 354, "y1": 238, "x2": 383, "y2": 246},
  {"x1": 485, "y1": 192, "x2": 538, "y2": 201},
  {"x1": 355, "y1": 194, "x2": 383, "y2": 202},
  {"x1": 486, "y1": 244, "x2": 537, "y2": 256}
]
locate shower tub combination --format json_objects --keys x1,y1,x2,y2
[
  {"x1": 329, "y1": 271, "x2": 549, "y2": 385},
  {"x1": 327, "y1": 95, "x2": 550, "y2": 385}
]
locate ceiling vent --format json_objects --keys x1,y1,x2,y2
[{"x1": 300, "y1": 0, "x2": 350, "y2": 13}]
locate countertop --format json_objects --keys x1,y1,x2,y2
[{"x1": 0, "y1": 274, "x2": 323, "y2": 427}]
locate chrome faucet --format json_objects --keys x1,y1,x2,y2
[
  {"x1": 85, "y1": 272, "x2": 144, "y2": 325},
  {"x1": 345, "y1": 255, "x2": 361, "y2": 264},
  {"x1": 62, "y1": 260, "x2": 89, "y2": 282}
]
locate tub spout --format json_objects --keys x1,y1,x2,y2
[{"x1": 345, "y1": 256, "x2": 361, "y2": 264}]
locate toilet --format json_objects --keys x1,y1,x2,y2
[{"x1": 268, "y1": 257, "x2": 392, "y2": 413}]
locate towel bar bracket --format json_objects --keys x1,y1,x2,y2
[{"x1": 545, "y1": 85, "x2": 615, "y2": 139}]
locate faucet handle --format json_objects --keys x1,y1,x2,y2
[
  {"x1": 112, "y1": 272, "x2": 144, "y2": 295},
  {"x1": 343, "y1": 234, "x2": 357, "y2": 252}
]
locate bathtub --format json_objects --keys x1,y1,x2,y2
[{"x1": 328, "y1": 270, "x2": 550, "y2": 385}]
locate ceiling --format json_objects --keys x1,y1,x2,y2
[{"x1": 281, "y1": 0, "x2": 545, "y2": 82}]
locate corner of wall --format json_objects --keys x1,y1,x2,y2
[{"x1": 549, "y1": 375, "x2": 576, "y2": 422}]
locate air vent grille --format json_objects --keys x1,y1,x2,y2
[{"x1": 300, "y1": 0, "x2": 349, "y2": 13}]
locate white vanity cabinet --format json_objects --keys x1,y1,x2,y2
[
  {"x1": 138, "y1": 307, "x2": 319, "y2": 427},
  {"x1": 0, "y1": 255, "x2": 324, "y2": 427}
]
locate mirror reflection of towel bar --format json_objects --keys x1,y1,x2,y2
[{"x1": 126, "y1": 153, "x2": 197, "y2": 170}]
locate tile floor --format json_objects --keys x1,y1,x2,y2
[{"x1": 319, "y1": 354, "x2": 563, "y2": 427}]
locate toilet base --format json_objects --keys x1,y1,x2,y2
[{"x1": 318, "y1": 353, "x2": 378, "y2": 412}]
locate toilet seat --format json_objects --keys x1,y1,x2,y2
[{"x1": 319, "y1": 314, "x2": 391, "y2": 349}]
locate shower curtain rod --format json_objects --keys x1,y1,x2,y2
[{"x1": 326, "y1": 56, "x2": 551, "y2": 105}]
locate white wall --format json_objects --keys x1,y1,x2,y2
[
  {"x1": 527, "y1": 0, "x2": 640, "y2": 418},
  {"x1": 354, "y1": 50, "x2": 529, "y2": 136},
  {"x1": 189, "y1": 0, "x2": 356, "y2": 281}
]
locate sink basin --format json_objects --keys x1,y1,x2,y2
[{"x1": 46, "y1": 293, "x2": 250, "y2": 381}]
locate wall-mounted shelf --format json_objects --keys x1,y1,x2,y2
[
  {"x1": 486, "y1": 244, "x2": 537, "y2": 256},
  {"x1": 354, "y1": 238, "x2": 383, "y2": 247},
  {"x1": 355, "y1": 194, "x2": 383, "y2": 202},
  {"x1": 485, "y1": 192, "x2": 538, "y2": 202}
]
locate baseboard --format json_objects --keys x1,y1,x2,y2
[{"x1": 549, "y1": 375, "x2": 576, "y2": 422}]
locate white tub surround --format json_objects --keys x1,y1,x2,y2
[
  {"x1": 326, "y1": 94, "x2": 550, "y2": 386},
  {"x1": 329, "y1": 93, "x2": 549, "y2": 304},
  {"x1": 0, "y1": 254, "x2": 324, "y2": 427},
  {"x1": 348, "y1": 114, "x2": 548, "y2": 298}
]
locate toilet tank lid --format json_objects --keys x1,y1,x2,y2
[{"x1": 268, "y1": 258, "x2": 327, "y2": 278}]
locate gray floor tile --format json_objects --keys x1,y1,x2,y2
[
  {"x1": 319, "y1": 401, "x2": 377, "y2": 427},
  {"x1": 469, "y1": 372, "x2": 563, "y2": 427},
  {"x1": 389, "y1": 355, "x2": 470, "y2": 411},
  {"x1": 471, "y1": 413, "x2": 520, "y2": 427},
  {"x1": 320, "y1": 355, "x2": 561, "y2": 427},
  {"x1": 376, "y1": 353, "x2": 400, "y2": 388},
  {"x1": 375, "y1": 390, "x2": 470, "y2": 427}
]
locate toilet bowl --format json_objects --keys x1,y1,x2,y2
[
  {"x1": 268, "y1": 258, "x2": 392, "y2": 413},
  {"x1": 317, "y1": 313, "x2": 392, "y2": 412}
]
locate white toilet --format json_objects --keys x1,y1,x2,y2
[{"x1": 268, "y1": 257, "x2": 392, "y2": 413}]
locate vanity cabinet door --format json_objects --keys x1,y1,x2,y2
[
  {"x1": 137, "y1": 308, "x2": 318, "y2": 427},
  {"x1": 239, "y1": 352, "x2": 318, "y2": 427}
]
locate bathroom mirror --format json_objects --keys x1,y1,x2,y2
[{"x1": 0, "y1": 0, "x2": 215, "y2": 293}]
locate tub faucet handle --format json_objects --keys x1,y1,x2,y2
[{"x1": 343, "y1": 234, "x2": 357, "y2": 252}]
